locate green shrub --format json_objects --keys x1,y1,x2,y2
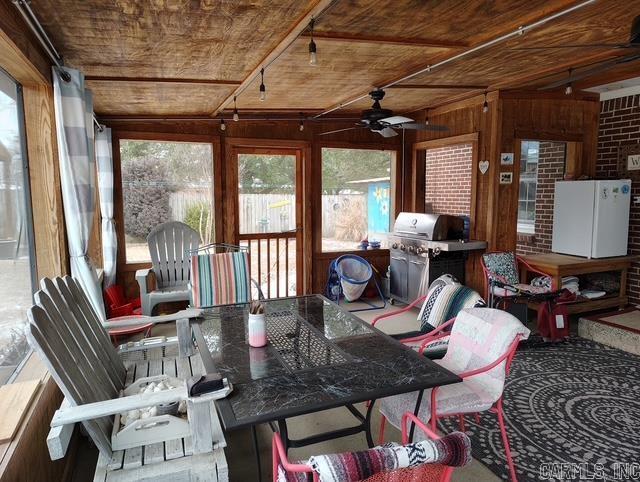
[{"x1": 184, "y1": 201, "x2": 214, "y2": 243}]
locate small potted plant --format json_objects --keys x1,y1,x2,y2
[{"x1": 248, "y1": 301, "x2": 267, "y2": 347}]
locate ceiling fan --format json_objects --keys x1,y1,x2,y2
[
  {"x1": 319, "y1": 89, "x2": 448, "y2": 137},
  {"x1": 511, "y1": 14, "x2": 640, "y2": 51}
]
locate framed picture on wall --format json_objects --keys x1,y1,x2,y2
[{"x1": 618, "y1": 143, "x2": 640, "y2": 181}]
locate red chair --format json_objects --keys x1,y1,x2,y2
[
  {"x1": 104, "y1": 285, "x2": 152, "y2": 344},
  {"x1": 104, "y1": 284, "x2": 142, "y2": 317},
  {"x1": 273, "y1": 412, "x2": 471, "y2": 482}
]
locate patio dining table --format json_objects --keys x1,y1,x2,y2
[{"x1": 191, "y1": 294, "x2": 461, "y2": 479}]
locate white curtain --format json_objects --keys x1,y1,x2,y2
[
  {"x1": 52, "y1": 66, "x2": 106, "y2": 320},
  {"x1": 96, "y1": 127, "x2": 116, "y2": 288}
]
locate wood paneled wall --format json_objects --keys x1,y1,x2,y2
[
  {"x1": 106, "y1": 119, "x2": 401, "y2": 296},
  {"x1": 408, "y1": 90, "x2": 600, "y2": 293}
]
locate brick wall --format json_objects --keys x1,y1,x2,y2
[
  {"x1": 596, "y1": 94, "x2": 640, "y2": 304},
  {"x1": 425, "y1": 144, "x2": 472, "y2": 216},
  {"x1": 516, "y1": 142, "x2": 566, "y2": 256}
]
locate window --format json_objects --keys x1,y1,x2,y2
[
  {"x1": 0, "y1": 68, "x2": 35, "y2": 385},
  {"x1": 518, "y1": 141, "x2": 539, "y2": 234},
  {"x1": 321, "y1": 147, "x2": 395, "y2": 252},
  {"x1": 119, "y1": 139, "x2": 214, "y2": 263}
]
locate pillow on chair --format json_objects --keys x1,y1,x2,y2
[
  {"x1": 417, "y1": 284, "x2": 484, "y2": 333},
  {"x1": 482, "y1": 252, "x2": 519, "y2": 285}
]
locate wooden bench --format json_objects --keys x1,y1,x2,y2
[{"x1": 26, "y1": 276, "x2": 230, "y2": 482}]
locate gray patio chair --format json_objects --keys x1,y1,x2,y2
[{"x1": 136, "y1": 222, "x2": 200, "y2": 315}]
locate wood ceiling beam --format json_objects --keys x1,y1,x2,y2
[
  {"x1": 211, "y1": 0, "x2": 337, "y2": 117},
  {"x1": 85, "y1": 76, "x2": 241, "y2": 85},
  {"x1": 388, "y1": 84, "x2": 488, "y2": 90},
  {"x1": 300, "y1": 31, "x2": 466, "y2": 49}
]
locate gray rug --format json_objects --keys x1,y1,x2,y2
[{"x1": 440, "y1": 337, "x2": 640, "y2": 481}]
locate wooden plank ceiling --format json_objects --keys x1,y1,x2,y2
[{"x1": 29, "y1": 0, "x2": 640, "y2": 118}]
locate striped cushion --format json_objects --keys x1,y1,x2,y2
[
  {"x1": 190, "y1": 252, "x2": 251, "y2": 308},
  {"x1": 417, "y1": 285, "x2": 484, "y2": 333}
]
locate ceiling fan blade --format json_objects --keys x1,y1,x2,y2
[
  {"x1": 510, "y1": 44, "x2": 631, "y2": 51},
  {"x1": 379, "y1": 115, "x2": 414, "y2": 125},
  {"x1": 377, "y1": 127, "x2": 398, "y2": 138},
  {"x1": 318, "y1": 126, "x2": 364, "y2": 136},
  {"x1": 399, "y1": 123, "x2": 449, "y2": 131}
]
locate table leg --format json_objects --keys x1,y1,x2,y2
[
  {"x1": 277, "y1": 419, "x2": 289, "y2": 454},
  {"x1": 251, "y1": 425, "x2": 262, "y2": 482},
  {"x1": 364, "y1": 400, "x2": 376, "y2": 448},
  {"x1": 620, "y1": 267, "x2": 628, "y2": 309},
  {"x1": 409, "y1": 390, "x2": 425, "y2": 443}
]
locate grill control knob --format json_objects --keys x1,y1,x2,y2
[
  {"x1": 416, "y1": 247, "x2": 426, "y2": 255},
  {"x1": 391, "y1": 243, "x2": 398, "y2": 249},
  {"x1": 407, "y1": 246, "x2": 415, "y2": 254},
  {"x1": 399, "y1": 244, "x2": 406, "y2": 251}
]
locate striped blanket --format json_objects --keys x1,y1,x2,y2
[
  {"x1": 190, "y1": 251, "x2": 251, "y2": 307},
  {"x1": 277, "y1": 431, "x2": 470, "y2": 482}
]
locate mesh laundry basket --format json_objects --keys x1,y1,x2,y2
[{"x1": 335, "y1": 255, "x2": 372, "y2": 302}]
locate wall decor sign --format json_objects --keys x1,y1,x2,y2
[
  {"x1": 628, "y1": 154, "x2": 640, "y2": 171},
  {"x1": 500, "y1": 152, "x2": 514, "y2": 165},
  {"x1": 499, "y1": 172, "x2": 513, "y2": 184},
  {"x1": 479, "y1": 160, "x2": 489, "y2": 174},
  {"x1": 618, "y1": 143, "x2": 640, "y2": 181}
]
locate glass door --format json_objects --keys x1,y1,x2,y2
[{"x1": 236, "y1": 149, "x2": 302, "y2": 298}]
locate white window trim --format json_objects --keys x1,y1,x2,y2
[{"x1": 517, "y1": 222, "x2": 535, "y2": 235}]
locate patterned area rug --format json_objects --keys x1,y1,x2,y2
[{"x1": 440, "y1": 337, "x2": 640, "y2": 481}]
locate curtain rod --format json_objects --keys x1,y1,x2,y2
[{"x1": 12, "y1": 0, "x2": 103, "y2": 131}]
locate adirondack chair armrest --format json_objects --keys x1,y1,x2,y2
[
  {"x1": 51, "y1": 387, "x2": 188, "y2": 427},
  {"x1": 47, "y1": 398, "x2": 74, "y2": 460},
  {"x1": 135, "y1": 268, "x2": 154, "y2": 295},
  {"x1": 101, "y1": 308, "x2": 204, "y2": 329}
]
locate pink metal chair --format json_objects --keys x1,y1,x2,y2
[
  {"x1": 480, "y1": 251, "x2": 552, "y2": 308},
  {"x1": 378, "y1": 308, "x2": 530, "y2": 482},
  {"x1": 372, "y1": 284, "x2": 483, "y2": 358},
  {"x1": 273, "y1": 411, "x2": 471, "y2": 482}
]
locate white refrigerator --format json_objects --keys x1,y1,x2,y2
[{"x1": 552, "y1": 180, "x2": 631, "y2": 258}]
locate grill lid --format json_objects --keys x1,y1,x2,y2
[{"x1": 392, "y1": 212, "x2": 464, "y2": 241}]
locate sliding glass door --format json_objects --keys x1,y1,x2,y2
[{"x1": 0, "y1": 68, "x2": 36, "y2": 384}]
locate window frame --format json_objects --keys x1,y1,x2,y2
[
  {"x1": 112, "y1": 131, "x2": 221, "y2": 271},
  {"x1": 316, "y1": 142, "x2": 400, "y2": 254}
]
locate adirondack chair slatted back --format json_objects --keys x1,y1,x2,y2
[
  {"x1": 148, "y1": 222, "x2": 200, "y2": 289},
  {"x1": 26, "y1": 277, "x2": 127, "y2": 458}
]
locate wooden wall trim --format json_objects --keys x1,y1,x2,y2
[{"x1": 414, "y1": 132, "x2": 479, "y2": 150}]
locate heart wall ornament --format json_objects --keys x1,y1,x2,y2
[{"x1": 479, "y1": 160, "x2": 489, "y2": 174}]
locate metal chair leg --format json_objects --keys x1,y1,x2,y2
[
  {"x1": 458, "y1": 414, "x2": 466, "y2": 432},
  {"x1": 378, "y1": 415, "x2": 386, "y2": 445},
  {"x1": 495, "y1": 400, "x2": 518, "y2": 482}
]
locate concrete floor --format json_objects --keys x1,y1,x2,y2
[{"x1": 72, "y1": 300, "x2": 501, "y2": 482}]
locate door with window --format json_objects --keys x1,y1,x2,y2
[{"x1": 233, "y1": 148, "x2": 303, "y2": 298}]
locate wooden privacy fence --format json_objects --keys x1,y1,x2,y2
[{"x1": 170, "y1": 190, "x2": 366, "y2": 237}]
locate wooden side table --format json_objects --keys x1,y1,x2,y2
[{"x1": 520, "y1": 253, "x2": 637, "y2": 314}]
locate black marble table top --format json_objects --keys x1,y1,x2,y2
[{"x1": 191, "y1": 295, "x2": 461, "y2": 430}]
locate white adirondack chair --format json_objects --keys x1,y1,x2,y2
[
  {"x1": 137, "y1": 221, "x2": 200, "y2": 315},
  {"x1": 26, "y1": 276, "x2": 230, "y2": 482}
]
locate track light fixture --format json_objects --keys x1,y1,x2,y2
[
  {"x1": 565, "y1": 68, "x2": 573, "y2": 95},
  {"x1": 220, "y1": 117, "x2": 226, "y2": 131},
  {"x1": 259, "y1": 68, "x2": 266, "y2": 101},
  {"x1": 482, "y1": 92, "x2": 489, "y2": 113},
  {"x1": 308, "y1": 18, "x2": 317, "y2": 65},
  {"x1": 233, "y1": 95, "x2": 239, "y2": 121}
]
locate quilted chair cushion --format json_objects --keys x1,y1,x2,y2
[
  {"x1": 381, "y1": 308, "x2": 530, "y2": 430},
  {"x1": 417, "y1": 284, "x2": 485, "y2": 333},
  {"x1": 482, "y1": 252, "x2": 519, "y2": 286}
]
